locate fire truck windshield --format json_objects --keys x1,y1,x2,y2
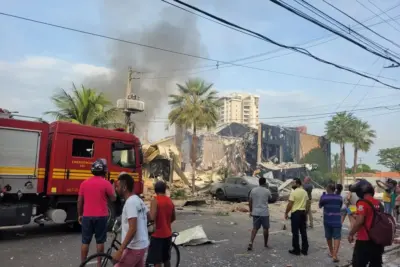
[{"x1": 111, "y1": 142, "x2": 136, "y2": 169}]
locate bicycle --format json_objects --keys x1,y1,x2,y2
[{"x1": 79, "y1": 219, "x2": 181, "y2": 267}]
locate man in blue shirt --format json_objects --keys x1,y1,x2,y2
[{"x1": 319, "y1": 183, "x2": 343, "y2": 263}]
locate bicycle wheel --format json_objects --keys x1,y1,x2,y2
[
  {"x1": 170, "y1": 243, "x2": 181, "y2": 267},
  {"x1": 79, "y1": 253, "x2": 114, "y2": 267}
]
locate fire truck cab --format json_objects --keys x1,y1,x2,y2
[{"x1": 0, "y1": 109, "x2": 143, "y2": 229}]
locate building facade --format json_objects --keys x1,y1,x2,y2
[{"x1": 218, "y1": 93, "x2": 259, "y2": 128}]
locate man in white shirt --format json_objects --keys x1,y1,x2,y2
[{"x1": 113, "y1": 173, "x2": 149, "y2": 267}]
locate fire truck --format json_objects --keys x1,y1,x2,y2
[{"x1": 0, "y1": 108, "x2": 143, "y2": 229}]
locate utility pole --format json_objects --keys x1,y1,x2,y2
[
  {"x1": 116, "y1": 67, "x2": 145, "y2": 135},
  {"x1": 257, "y1": 123, "x2": 262, "y2": 164}
]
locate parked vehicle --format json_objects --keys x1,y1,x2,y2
[
  {"x1": 210, "y1": 176, "x2": 279, "y2": 203},
  {"x1": 0, "y1": 108, "x2": 144, "y2": 229}
]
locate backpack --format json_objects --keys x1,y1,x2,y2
[{"x1": 359, "y1": 199, "x2": 396, "y2": 246}]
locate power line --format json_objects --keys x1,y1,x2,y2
[
  {"x1": 171, "y1": 0, "x2": 400, "y2": 90},
  {"x1": 152, "y1": 0, "x2": 400, "y2": 77},
  {"x1": 335, "y1": 57, "x2": 380, "y2": 111},
  {"x1": 293, "y1": 0, "x2": 400, "y2": 59},
  {"x1": 351, "y1": 62, "x2": 387, "y2": 112},
  {"x1": 367, "y1": 0, "x2": 400, "y2": 28},
  {"x1": 5, "y1": 10, "x2": 396, "y2": 90},
  {"x1": 270, "y1": 0, "x2": 400, "y2": 65},
  {"x1": 357, "y1": 0, "x2": 400, "y2": 33},
  {"x1": 149, "y1": 103, "x2": 400, "y2": 122},
  {"x1": 323, "y1": 0, "x2": 400, "y2": 51}
]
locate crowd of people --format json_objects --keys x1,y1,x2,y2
[
  {"x1": 248, "y1": 175, "x2": 396, "y2": 267},
  {"x1": 77, "y1": 158, "x2": 176, "y2": 267},
  {"x1": 77, "y1": 158, "x2": 396, "y2": 267}
]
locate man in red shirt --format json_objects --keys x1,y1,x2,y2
[
  {"x1": 146, "y1": 181, "x2": 176, "y2": 267},
  {"x1": 77, "y1": 159, "x2": 116, "y2": 266},
  {"x1": 348, "y1": 179, "x2": 384, "y2": 267}
]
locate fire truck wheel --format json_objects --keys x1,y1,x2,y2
[{"x1": 107, "y1": 201, "x2": 116, "y2": 232}]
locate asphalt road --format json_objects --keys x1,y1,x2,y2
[{"x1": 0, "y1": 204, "x2": 398, "y2": 267}]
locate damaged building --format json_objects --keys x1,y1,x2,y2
[
  {"x1": 142, "y1": 122, "x2": 331, "y2": 192},
  {"x1": 180, "y1": 131, "x2": 249, "y2": 175},
  {"x1": 217, "y1": 122, "x2": 331, "y2": 178}
]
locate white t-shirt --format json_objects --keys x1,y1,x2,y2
[{"x1": 121, "y1": 195, "x2": 149, "y2": 250}]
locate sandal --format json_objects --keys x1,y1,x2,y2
[
  {"x1": 247, "y1": 243, "x2": 253, "y2": 251},
  {"x1": 332, "y1": 257, "x2": 340, "y2": 263}
]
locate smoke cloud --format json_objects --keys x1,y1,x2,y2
[{"x1": 85, "y1": 0, "x2": 208, "y2": 141}]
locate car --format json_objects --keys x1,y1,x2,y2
[{"x1": 210, "y1": 176, "x2": 279, "y2": 203}]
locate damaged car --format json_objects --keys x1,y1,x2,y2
[{"x1": 210, "y1": 176, "x2": 279, "y2": 203}]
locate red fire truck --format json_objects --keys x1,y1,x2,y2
[{"x1": 0, "y1": 108, "x2": 143, "y2": 229}]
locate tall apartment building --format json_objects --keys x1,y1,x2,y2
[{"x1": 218, "y1": 93, "x2": 259, "y2": 128}]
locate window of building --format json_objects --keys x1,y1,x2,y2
[
  {"x1": 72, "y1": 139, "x2": 95, "y2": 158},
  {"x1": 111, "y1": 142, "x2": 136, "y2": 168}
]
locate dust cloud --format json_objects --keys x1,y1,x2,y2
[{"x1": 84, "y1": 0, "x2": 208, "y2": 141}]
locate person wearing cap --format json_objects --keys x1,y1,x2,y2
[
  {"x1": 303, "y1": 177, "x2": 314, "y2": 228},
  {"x1": 78, "y1": 159, "x2": 116, "y2": 266},
  {"x1": 284, "y1": 178, "x2": 309, "y2": 256},
  {"x1": 146, "y1": 181, "x2": 176, "y2": 267}
]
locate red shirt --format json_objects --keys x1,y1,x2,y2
[
  {"x1": 78, "y1": 176, "x2": 114, "y2": 217},
  {"x1": 356, "y1": 196, "x2": 381, "y2": 240},
  {"x1": 153, "y1": 195, "x2": 174, "y2": 238}
]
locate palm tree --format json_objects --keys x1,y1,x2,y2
[
  {"x1": 332, "y1": 153, "x2": 340, "y2": 176},
  {"x1": 168, "y1": 79, "x2": 222, "y2": 193},
  {"x1": 45, "y1": 84, "x2": 122, "y2": 128},
  {"x1": 325, "y1": 112, "x2": 355, "y2": 184},
  {"x1": 349, "y1": 119, "x2": 376, "y2": 174}
]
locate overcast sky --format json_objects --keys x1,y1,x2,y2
[{"x1": 1, "y1": 0, "x2": 399, "y2": 169}]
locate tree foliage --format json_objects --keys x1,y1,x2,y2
[
  {"x1": 45, "y1": 84, "x2": 122, "y2": 128},
  {"x1": 325, "y1": 112, "x2": 355, "y2": 183},
  {"x1": 377, "y1": 147, "x2": 400, "y2": 171},
  {"x1": 349, "y1": 119, "x2": 376, "y2": 173},
  {"x1": 299, "y1": 148, "x2": 329, "y2": 173},
  {"x1": 168, "y1": 79, "x2": 222, "y2": 192}
]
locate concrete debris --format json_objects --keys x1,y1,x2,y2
[{"x1": 174, "y1": 225, "x2": 213, "y2": 246}]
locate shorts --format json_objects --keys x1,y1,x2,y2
[
  {"x1": 253, "y1": 216, "x2": 270, "y2": 230},
  {"x1": 323, "y1": 225, "x2": 341, "y2": 240},
  {"x1": 384, "y1": 202, "x2": 393, "y2": 214},
  {"x1": 114, "y1": 247, "x2": 147, "y2": 267},
  {"x1": 81, "y1": 216, "x2": 108, "y2": 244},
  {"x1": 146, "y1": 236, "x2": 172, "y2": 264},
  {"x1": 340, "y1": 208, "x2": 347, "y2": 217},
  {"x1": 352, "y1": 240, "x2": 384, "y2": 267}
]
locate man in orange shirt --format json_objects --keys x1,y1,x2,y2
[{"x1": 146, "y1": 181, "x2": 176, "y2": 267}]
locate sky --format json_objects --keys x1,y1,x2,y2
[{"x1": 0, "y1": 0, "x2": 399, "y2": 170}]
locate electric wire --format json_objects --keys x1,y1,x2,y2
[
  {"x1": 323, "y1": 0, "x2": 400, "y2": 51},
  {"x1": 292, "y1": 0, "x2": 398, "y2": 59},
  {"x1": 335, "y1": 57, "x2": 380, "y2": 111},
  {"x1": 161, "y1": 0, "x2": 400, "y2": 76},
  {"x1": 2, "y1": 9, "x2": 399, "y2": 89},
  {"x1": 4, "y1": 10, "x2": 394, "y2": 89},
  {"x1": 148, "y1": 103, "x2": 400, "y2": 122},
  {"x1": 357, "y1": 0, "x2": 400, "y2": 33},
  {"x1": 293, "y1": 0, "x2": 400, "y2": 60},
  {"x1": 367, "y1": 0, "x2": 400, "y2": 28},
  {"x1": 269, "y1": 0, "x2": 400, "y2": 65},
  {"x1": 170, "y1": 0, "x2": 400, "y2": 90}
]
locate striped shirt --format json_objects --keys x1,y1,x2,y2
[{"x1": 319, "y1": 193, "x2": 343, "y2": 227}]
